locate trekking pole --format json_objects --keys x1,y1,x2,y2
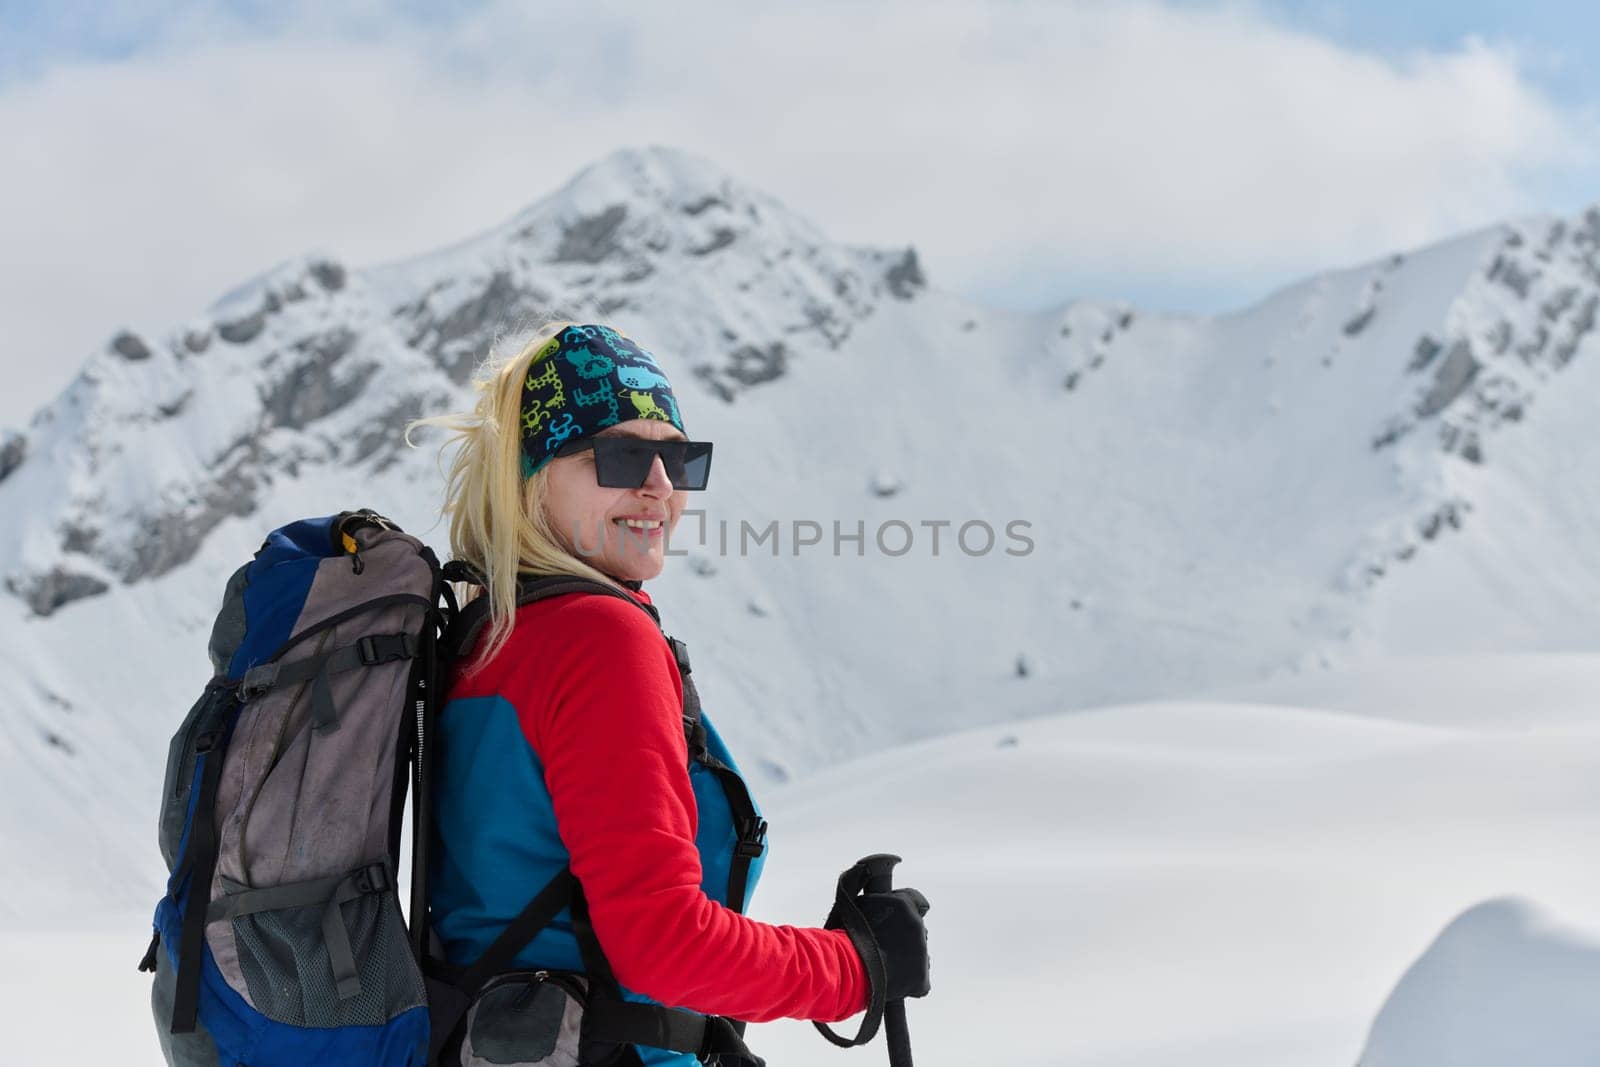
[
  {"x1": 859, "y1": 854, "x2": 914, "y2": 1067},
  {"x1": 814, "y1": 853, "x2": 920, "y2": 1067}
]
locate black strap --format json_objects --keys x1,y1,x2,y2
[
  {"x1": 440, "y1": 569, "x2": 664, "y2": 664},
  {"x1": 673, "y1": 636, "x2": 766, "y2": 915},
  {"x1": 570, "y1": 885, "x2": 762, "y2": 1064},
  {"x1": 517, "y1": 575, "x2": 662, "y2": 625},
  {"x1": 459, "y1": 867, "x2": 579, "y2": 992},
  {"x1": 583, "y1": 998, "x2": 762, "y2": 1063},
  {"x1": 422, "y1": 867, "x2": 581, "y2": 1059},
  {"x1": 812, "y1": 865, "x2": 891, "y2": 1049},
  {"x1": 438, "y1": 587, "x2": 491, "y2": 664},
  {"x1": 264, "y1": 592, "x2": 435, "y2": 666},
  {"x1": 239, "y1": 632, "x2": 416, "y2": 731},
  {"x1": 137, "y1": 929, "x2": 161, "y2": 974},
  {"x1": 566, "y1": 878, "x2": 621, "y2": 996},
  {"x1": 170, "y1": 687, "x2": 241, "y2": 1034},
  {"x1": 408, "y1": 548, "x2": 447, "y2": 963},
  {"x1": 700, "y1": 756, "x2": 765, "y2": 914}
]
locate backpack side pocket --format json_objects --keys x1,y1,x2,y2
[
  {"x1": 458, "y1": 971, "x2": 588, "y2": 1067},
  {"x1": 220, "y1": 863, "x2": 427, "y2": 1028},
  {"x1": 158, "y1": 684, "x2": 232, "y2": 873}
]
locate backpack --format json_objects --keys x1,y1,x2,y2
[
  {"x1": 141, "y1": 510, "x2": 766, "y2": 1067},
  {"x1": 141, "y1": 509, "x2": 443, "y2": 1066}
]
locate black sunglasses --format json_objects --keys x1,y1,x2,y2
[{"x1": 553, "y1": 437, "x2": 714, "y2": 490}]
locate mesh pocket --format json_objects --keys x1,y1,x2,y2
[
  {"x1": 460, "y1": 973, "x2": 587, "y2": 1067},
  {"x1": 233, "y1": 892, "x2": 426, "y2": 1027}
]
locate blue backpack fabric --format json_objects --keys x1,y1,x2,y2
[{"x1": 141, "y1": 510, "x2": 443, "y2": 1066}]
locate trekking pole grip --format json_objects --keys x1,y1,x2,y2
[{"x1": 859, "y1": 855, "x2": 914, "y2": 1067}]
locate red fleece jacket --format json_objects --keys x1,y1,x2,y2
[{"x1": 451, "y1": 585, "x2": 869, "y2": 1024}]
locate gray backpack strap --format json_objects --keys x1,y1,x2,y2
[{"x1": 239, "y1": 633, "x2": 416, "y2": 730}]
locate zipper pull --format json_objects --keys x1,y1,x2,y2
[
  {"x1": 341, "y1": 530, "x2": 365, "y2": 574},
  {"x1": 137, "y1": 930, "x2": 161, "y2": 973}
]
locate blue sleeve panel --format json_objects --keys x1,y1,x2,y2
[{"x1": 428, "y1": 694, "x2": 584, "y2": 973}]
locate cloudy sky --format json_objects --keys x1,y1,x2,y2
[{"x1": 3, "y1": 0, "x2": 1598, "y2": 427}]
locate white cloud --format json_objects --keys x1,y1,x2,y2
[{"x1": 1, "y1": 0, "x2": 1591, "y2": 425}]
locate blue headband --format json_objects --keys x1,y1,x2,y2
[{"x1": 519, "y1": 324, "x2": 686, "y2": 479}]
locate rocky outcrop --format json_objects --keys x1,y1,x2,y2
[
  {"x1": 258, "y1": 328, "x2": 369, "y2": 431},
  {"x1": 402, "y1": 272, "x2": 551, "y2": 383},
  {"x1": 217, "y1": 310, "x2": 267, "y2": 345},
  {"x1": 121, "y1": 457, "x2": 263, "y2": 583},
  {"x1": 7, "y1": 565, "x2": 110, "y2": 618},
  {"x1": 1376, "y1": 213, "x2": 1600, "y2": 463},
  {"x1": 884, "y1": 248, "x2": 926, "y2": 300},
  {"x1": 111, "y1": 331, "x2": 153, "y2": 361},
  {"x1": 1408, "y1": 335, "x2": 1442, "y2": 372},
  {"x1": 1052, "y1": 301, "x2": 1136, "y2": 394},
  {"x1": 0, "y1": 431, "x2": 23, "y2": 485},
  {"x1": 555, "y1": 205, "x2": 629, "y2": 264},
  {"x1": 688, "y1": 228, "x2": 737, "y2": 257},
  {"x1": 1416, "y1": 341, "x2": 1480, "y2": 418},
  {"x1": 1342, "y1": 498, "x2": 1474, "y2": 591},
  {"x1": 309, "y1": 259, "x2": 346, "y2": 292}
]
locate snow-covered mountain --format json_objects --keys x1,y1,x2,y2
[{"x1": 3, "y1": 146, "x2": 1599, "y2": 921}]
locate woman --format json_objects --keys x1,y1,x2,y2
[{"x1": 413, "y1": 322, "x2": 931, "y2": 1065}]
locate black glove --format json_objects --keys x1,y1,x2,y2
[{"x1": 859, "y1": 888, "x2": 932, "y2": 1000}]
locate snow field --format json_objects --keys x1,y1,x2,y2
[
  {"x1": 8, "y1": 657, "x2": 1596, "y2": 1064},
  {"x1": 744, "y1": 657, "x2": 1600, "y2": 1065}
]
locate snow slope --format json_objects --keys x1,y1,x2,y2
[{"x1": 7, "y1": 656, "x2": 1597, "y2": 1065}]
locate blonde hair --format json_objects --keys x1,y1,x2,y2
[{"x1": 406, "y1": 321, "x2": 628, "y2": 666}]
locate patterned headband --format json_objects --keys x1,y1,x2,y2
[{"x1": 519, "y1": 324, "x2": 686, "y2": 479}]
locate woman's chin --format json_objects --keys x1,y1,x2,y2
[{"x1": 604, "y1": 551, "x2": 665, "y2": 583}]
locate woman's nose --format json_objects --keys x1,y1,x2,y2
[{"x1": 639, "y1": 455, "x2": 673, "y2": 496}]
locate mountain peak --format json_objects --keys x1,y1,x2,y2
[
  {"x1": 487, "y1": 142, "x2": 832, "y2": 271},
  {"x1": 0, "y1": 147, "x2": 926, "y2": 618},
  {"x1": 529, "y1": 144, "x2": 756, "y2": 220}
]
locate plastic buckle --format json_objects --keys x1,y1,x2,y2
[
  {"x1": 352, "y1": 864, "x2": 391, "y2": 895},
  {"x1": 360, "y1": 633, "x2": 417, "y2": 666},
  {"x1": 239, "y1": 663, "x2": 279, "y2": 701},
  {"x1": 668, "y1": 636, "x2": 692, "y2": 675},
  {"x1": 683, "y1": 714, "x2": 709, "y2": 755},
  {"x1": 735, "y1": 817, "x2": 768, "y2": 859}
]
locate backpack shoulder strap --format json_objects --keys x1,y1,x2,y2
[
  {"x1": 671, "y1": 635, "x2": 766, "y2": 914},
  {"x1": 438, "y1": 567, "x2": 661, "y2": 665}
]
